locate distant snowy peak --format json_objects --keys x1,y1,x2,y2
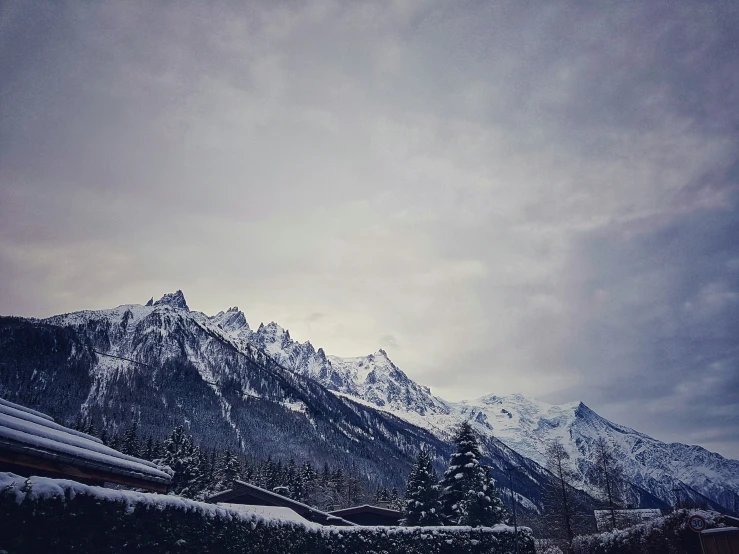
[
  {"x1": 327, "y1": 350, "x2": 450, "y2": 416},
  {"x1": 152, "y1": 290, "x2": 189, "y2": 311},
  {"x1": 445, "y1": 393, "x2": 739, "y2": 514}
]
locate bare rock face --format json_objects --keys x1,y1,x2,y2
[{"x1": 153, "y1": 290, "x2": 189, "y2": 311}]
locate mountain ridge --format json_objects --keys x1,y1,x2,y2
[
  {"x1": 2, "y1": 290, "x2": 737, "y2": 515},
  {"x1": 193, "y1": 292, "x2": 739, "y2": 515}
]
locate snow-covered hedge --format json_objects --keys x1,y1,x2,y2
[
  {"x1": 0, "y1": 473, "x2": 535, "y2": 554},
  {"x1": 572, "y1": 509, "x2": 728, "y2": 554}
]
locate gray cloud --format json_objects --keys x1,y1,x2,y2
[{"x1": 1, "y1": 0, "x2": 738, "y2": 457}]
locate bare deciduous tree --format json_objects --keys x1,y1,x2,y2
[
  {"x1": 592, "y1": 437, "x2": 627, "y2": 530},
  {"x1": 543, "y1": 439, "x2": 577, "y2": 552}
]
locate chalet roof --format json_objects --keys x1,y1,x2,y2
[
  {"x1": 593, "y1": 508, "x2": 662, "y2": 531},
  {"x1": 217, "y1": 503, "x2": 317, "y2": 527},
  {"x1": 0, "y1": 398, "x2": 171, "y2": 491},
  {"x1": 329, "y1": 504, "x2": 402, "y2": 518},
  {"x1": 593, "y1": 509, "x2": 662, "y2": 518},
  {"x1": 207, "y1": 480, "x2": 356, "y2": 526}
]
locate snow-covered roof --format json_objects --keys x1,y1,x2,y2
[
  {"x1": 702, "y1": 526, "x2": 739, "y2": 535},
  {"x1": 0, "y1": 398, "x2": 171, "y2": 490},
  {"x1": 217, "y1": 503, "x2": 317, "y2": 527},
  {"x1": 329, "y1": 504, "x2": 402, "y2": 517},
  {"x1": 207, "y1": 480, "x2": 356, "y2": 526}
]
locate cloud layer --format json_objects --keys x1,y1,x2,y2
[{"x1": 1, "y1": 0, "x2": 738, "y2": 457}]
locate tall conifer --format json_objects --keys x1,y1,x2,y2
[{"x1": 401, "y1": 448, "x2": 442, "y2": 526}]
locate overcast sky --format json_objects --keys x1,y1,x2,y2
[{"x1": 1, "y1": 1, "x2": 738, "y2": 458}]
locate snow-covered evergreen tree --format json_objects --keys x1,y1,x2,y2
[
  {"x1": 390, "y1": 487, "x2": 401, "y2": 510},
  {"x1": 182, "y1": 445, "x2": 206, "y2": 498},
  {"x1": 440, "y1": 421, "x2": 484, "y2": 524},
  {"x1": 377, "y1": 486, "x2": 390, "y2": 503},
  {"x1": 401, "y1": 448, "x2": 442, "y2": 526},
  {"x1": 463, "y1": 465, "x2": 507, "y2": 527},
  {"x1": 216, "y1": 450, "x2": 242, "y2": 491},
  {"x1": 261, "y1": 457, "x2": 278, "y2": 491},
  {"x1": 439, "y1": 421, "x2": 505, "y2": 526},
  {"x1": 302, "y1": 462, "x2": 318, "y2": 505},
  {"x1": 157, "y1": 425, "x2": 201, "y2": 497},
  {"x1": 286, "y1": 458, "x2": 304, "y2": 501}
]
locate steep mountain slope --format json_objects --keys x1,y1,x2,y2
[
  {"x1": 456, "y1": 395, "x2": 739, "y2": 514},
  {"x1": 0, "y1": 297, "x2": 452, "y2": 490},
  {"x1": 202, "y1": 303, "x2": 739, "y2": 515}
]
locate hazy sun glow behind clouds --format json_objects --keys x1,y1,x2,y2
[{"x1": 1, "y1": 0, "x2": 738, "y2": 457}]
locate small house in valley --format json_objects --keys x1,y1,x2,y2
[
  {"x1": 328, "y1": 504, "x2": 403, "y2": 526},
  {"x1": 207, "y1": 480, "x2": 356, "y2": 526},
  {"x1": 593, "y1": 508, "x2": 662, "y2": 531}
]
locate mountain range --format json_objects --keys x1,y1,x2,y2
[{"x1": 1, "y1": 290, "x2": 737, "y2": 516}]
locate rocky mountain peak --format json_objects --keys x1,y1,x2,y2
[
  {"x1": 258, "y1": 321, "x2": 288, "y2": 338},
  {"x1": 212, "y1": 306, "x2": 249, "y2": 333},
  {"x1": 153, "y1": 290, "x2": 189, "y2": 311}
]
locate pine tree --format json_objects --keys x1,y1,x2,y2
[
  {"x1": 331, "y1": 468, "x2": 345, "y2": 507},
  {"x1": 71, "y1": 416, "x2": 94, "y2": 435},
  {"x1": 262, "y1": 457, "x2": 278, "y2": 491},
  {"x1": 302, "y1": 462, "x2": 318, "y2": 505},
  {"x1": 463, "y1": 465, "x2": 507, "y2": 527},
  {"x1": 208, "y1": 448, "x2": 218, "y2": 485},
  {"x1": 401, "y1": 448, "x2": 442, "y2": 526},
  {"x1": 157, "y1": 425, "x2": 199, "y2": 496},
  {"x1": 108, "y1": 433, "x2": 121, "y2": 451},
  {"x1": 121, "y1": 422, "x2": 140, "y2": 457},
  {"x1": 216, "y1": 450, "x2": 242, "y2": 491},
  {"x1": 390, "y1": 487, "x2": 400, "y2": 509},
  {"x1": 345, "y1": 466, "x2": 362, "y2": 507},
  {"x1": 440, "y1": 421, "x2": 483, "y2": 525},
  {"x1": 286, "y1": 458, "x2": 304, "y2": 501}
]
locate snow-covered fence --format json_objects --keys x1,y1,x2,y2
[
  {"x1": 572, "y1": 509, "x2": 731, "y2": 554},
  {"x1": 0, "y1": 473, "x2": 535, "y2": 554}
]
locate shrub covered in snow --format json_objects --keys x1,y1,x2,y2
[
  {"x1": 572, "y1": 509, "x2": 732, "y2": 554},
  {"x1": 0, "y1": 473, "x2": 535, "y2": 554}
]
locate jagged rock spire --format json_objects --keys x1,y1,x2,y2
[{"x1": 153, "y1": 290, "x2": 189, "y2": 311}]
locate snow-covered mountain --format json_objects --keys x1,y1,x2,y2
[
  {"x1": 3, "y1": 294, "x2": 453, "y2": 490},
  {"x1": 209, "y1": 308, "x2": 449, "y2": 416},
  {"x1": 455, "y1": 395, "x2": 739, "y2": 514},
  {"x1": 2, "y1": 290, "x2": 737, "y2": 516},
  {"x1": 203, "y1": 300, "x2": 739, "y2": 515},
  {"x1": 0, "y1": 291, "x2": 586, "y2": 515}
]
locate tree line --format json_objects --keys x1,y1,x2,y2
[
  {"x1": 78, "y1": 419, "x2": 399, "y2": 510},
  {"x1": 78, "y1": 413, "x2": 683, "y2": 552}
]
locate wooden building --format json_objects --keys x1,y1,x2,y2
[
  {"x1": 328, "y1": 504, "x2": 403, "y2": 526},
  {"x1": 0, "y1": 397, "x2": 171, "y2": 493},
  {"x1": 701, "y1": 527, "x2": 739, "y2": 554},
  {"x1": 594, "y1": 508, "x2": 662, "y2": 531},
  {"x1": 207, "y1": 480, "x2": 356, "y2": 526}
]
